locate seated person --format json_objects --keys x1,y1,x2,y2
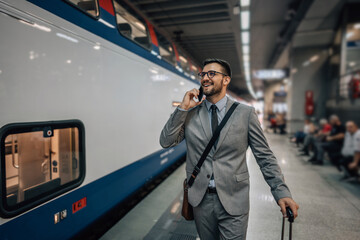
[
  {"x1": 339, "y1": 121, "x2": 360, "y2": 179},
  {"x1": 276, "y1": 113, "x2": 286, "y2": 135},
  {"x1": 298, "y1": 120, "x2": 318, "y2": 156},
  {"x1": 309, "y1": 115, "x2": 345, "y2": 165},
  {"x1": 268, "y1": 112, "x2": 277, "y2": 133},
  {"x1": 291, "y1": 119, "x2": 311, "y2": 145}
]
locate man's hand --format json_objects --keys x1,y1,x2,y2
[
  {"x1": 348, "y1": 161, "x2": 358, "y2": 170},
  {"x1": 179, "y1": 88, "x2": 205, "y2": 110},
  {"x1": 278, "y1": 197, "x2": 299, "y2": 219}
]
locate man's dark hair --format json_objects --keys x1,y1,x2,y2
[{"x1": 203, "y1": 58, "x2": 232, "y2": 78}]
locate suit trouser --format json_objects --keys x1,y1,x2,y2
[{"x1": 193, "y1": 192, "x2": 249, "y2": 240}]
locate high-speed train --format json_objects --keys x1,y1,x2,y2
[{"x1": 0, "y1": 0, "x2": 202, "y2": 238}]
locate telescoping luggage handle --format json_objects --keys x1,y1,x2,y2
[{"x1": 281, "y1": 207, "x2": 294, "y2": 240}]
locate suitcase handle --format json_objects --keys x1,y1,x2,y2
[
  {"x1": 286, "y1": 207, "x2": 294, "y2": 223},
  {"x1": 281, "y1": 207, "x2": 294, "y2": 240}
]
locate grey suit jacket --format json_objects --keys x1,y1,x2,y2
[{"x1": 160, "y1": 97, "x2": 292, "y2": 215}]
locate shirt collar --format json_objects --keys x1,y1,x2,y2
[{"x1": 205, "y1": 95, "x2": 227, "y2": 112}]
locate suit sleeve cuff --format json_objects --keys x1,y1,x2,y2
[{"x1": 177, "y1": 106, "x2": 189, "y2": 112}]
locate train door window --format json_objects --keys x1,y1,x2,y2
[
  {"x1": 113, "y1": 0, "x2": 151, "y2": 49},
  {"x1": 0, "y1": 120, "x2": 85, "y2": 218},
  {"x1": 155, "y1": 31, "x2": 176, "y2": 65},
  {"x1": 65, "y1": 0, "x2": 100, "y2": 17}
]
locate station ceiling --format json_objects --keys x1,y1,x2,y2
[{"x1": 130, "y1": 0, "x2": 354, "y2": 100}]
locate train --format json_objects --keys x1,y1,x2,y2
[{"x1": 0, "y1": 0, "x2": 202, "y2": 238}]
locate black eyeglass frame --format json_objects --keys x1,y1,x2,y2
[{"x1": 197, "y1": 71, "x2": 228, "y2": 79}]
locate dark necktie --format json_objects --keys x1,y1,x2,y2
[
  {"x1": 210, "y1": 104, "x2": 218, "y2": 184},
  {"x1": 210, "y1": 105, "x2": 218, "y2": 135}
]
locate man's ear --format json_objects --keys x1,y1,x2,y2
[{"x1": 224, "y1": 76, "x2": 231, "y2": 86}]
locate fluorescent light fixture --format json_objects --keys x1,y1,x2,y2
[
  {"x1": 253, "y1": 69, "x2": 287, "y2": 79},
  {"x1": 243, "y1": 54, "x2": 250, "y2": 62},
  {"x1": 233, "y1": 5, "x2": 240, "y2": 15},
  {"x1": 349, "y1": 62, "x2": 356, "y2": 67},
  {"x1": 241, "y1": 11, "x2": 250, "y2": 30},
  {"x1": 241, "y1": 0, "x2": 250, "y2": 7},
  {"x1": 66, "y1": 60, "x2": 72, "y2": 64},
  {"x1": 244, "y1": 61, "x2": 250, "y2": 69},
  {"x1": 93, "y1": 45, "x2": 101, "y2": 50},
  {"x1": 179, "y1": 56, "x2": 188, "y2": 63},
  {"x1": 346, "y1": 31, "x2": 354, "y2": 39},
  {"x1": 302, "y1": 60, "x2": 310, "y2": 67},
  {"x1": 135, "y1": 21, "x2": 146, "y2": 31},
  {"x1": 242, "y1": 31, "x2": 250, "y2": 44},
  {"x1": 354, "y1": 23, "x2": 360, "y2": 29},
  {"x1": 242, "y1": 45, "x2": 249, "y2": 54},
  {"x1": 310, "y1": 55, "x2": 319, "y2": 62}
]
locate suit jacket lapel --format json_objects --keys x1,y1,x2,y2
[
  {"x1": 214, "y1": 97, "x2": 236, "y2": 155},
  {"x1": 199, "y1": 102, "x2": 212, "y2": 142}
]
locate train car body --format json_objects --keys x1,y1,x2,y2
[{"x1": 0, "y1": 0, "x2": 199, "y2": 238}]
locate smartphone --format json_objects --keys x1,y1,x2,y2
[{"x1": 198, "y1": 86, "x2": 204, "y2": 101}]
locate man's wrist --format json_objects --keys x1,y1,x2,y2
[
  {"x1": 177, "y1": 106, "x2": 189, "y2": 111},
  {"x1": 178, "y1": 104, "x2": 189, "y2": 111}
]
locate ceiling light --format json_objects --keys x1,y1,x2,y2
[
  {"x1": 241, "y1": 11, "x2": 250, "y2": 30},
  {"x1": 242, "y1": 45, "x2": 249, "y2": 54},
  {"x1": 244, "y1": 61, "x2": 250, "y2": 69},
  {"x1": 233, "y1": 5, "x2": 240, "y2": 15},
  {"x1": 310, "y1": 55, "x2": 319, "y2": 62},
  {"x1": 302, "y1": 60, "x2": 310, "y2": 67},
  {"x1": 241, "y1": 31, "x2": 249, "y2": 44},
  {"x1": 179, "y1": 56, "x2": 187, "y2": 63},
  {"x1": 241, "y1": 0, "x2": 250, "y2": 7},
  {"x1": 349, "y1": 62, "x2": 356, "y2": 67},
  {"x1": 346, "y1": 31, "x2": 354, "y2": 39},
  {"x1": 243, "y1": 54, "x2": 250, "y2": 62}
]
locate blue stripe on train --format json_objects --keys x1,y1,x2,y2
[
  {"x1": 0, "y1": 141, "x2": 186, "y2": 240},
  {"x1": 26, "y1": 0, "x2": 199, "y2": 85}
]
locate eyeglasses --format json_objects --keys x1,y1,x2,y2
[{"x1": 197, "y1": 71, "x2": 228, "y2": 80}]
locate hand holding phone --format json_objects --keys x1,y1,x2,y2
[{"x1": 179, "y1": 87, "x2": 205, "y2": 110}]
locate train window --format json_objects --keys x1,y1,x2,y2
[
  {"x1": 65, "y1": 0, "x2": 100, "y2": 17},
  {"x1": 190, "y1": 63, "x2": 200, "y2": 80},
  {"x1": 0, "y1": 120, "x2": 85, "y2": 218},
  {"x1": 113, "y1": 0, "x2": 151, "y2": 49},
  {"x1": 155, "y1": 31, "x2": 176, "y2": 65},
  {"x1": 178, "y1": 50, "x2": 190, "y2": 74}
]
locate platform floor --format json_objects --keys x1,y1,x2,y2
[{"x1": 100, "y1": 134, "x2": 360, "y2": 240}]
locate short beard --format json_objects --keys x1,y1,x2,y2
[{"x1": 204, "y1": 78, "x2": 224, "y2": 97}]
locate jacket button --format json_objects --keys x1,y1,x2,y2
[{"x1": 207, "y1": 174, "x2": 210, "y2": 178}]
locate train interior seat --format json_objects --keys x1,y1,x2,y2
[
  {"x1": 118, "y1": 23, "x2": 132, "y2": 39},
  {"x1": 24, "y1": 178, "x2": 61, "y2": 201},
  {"x1": 134, "y1": 36, "x2": 150, "y2": 49},
  {"x1": 6, "y1": 193, "x2": 17, "y2": 206},
  {"x1": 77, "y1": 1, "x2": 96, "y2": 16}
]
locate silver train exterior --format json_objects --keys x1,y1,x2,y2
[{"x1": 0, "y1": 0, "x2": 199, "y2": 238}]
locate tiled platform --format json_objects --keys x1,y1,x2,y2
[{"x1": 101, "y1": 134, "x2": 360, "y2": 240}]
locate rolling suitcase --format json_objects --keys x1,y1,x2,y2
[{"x1": 281, "y1": 207, "x2": 294, "y2": 240}]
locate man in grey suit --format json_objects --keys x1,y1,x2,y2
[{"x1": 160, "y1": 58, "x2": 299, "y2": 239}]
